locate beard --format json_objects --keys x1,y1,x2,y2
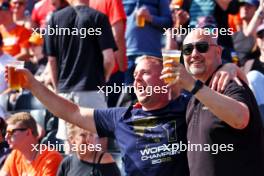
[{"x1": 188, "y1": 65, "x2": 206, "y2": 75}]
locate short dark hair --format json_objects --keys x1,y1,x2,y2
[{"x1": 6, "y1": 112, "x2": 38, "y2": 137}]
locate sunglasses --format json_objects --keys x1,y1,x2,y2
[
  {"x1": 6, "y1": 128, "x2": 28, "y2": 136},
  {"x1": 182, "y1": 41, "x2": 217, "y2": 56},
  {"x1": 257, "y1": 30, "x2": 264, "y2": 39}
]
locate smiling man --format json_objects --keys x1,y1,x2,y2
[{"x1": 162, "y1": 28, "x2": 264, "y2": 176}]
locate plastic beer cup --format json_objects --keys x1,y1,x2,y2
[
  {"x1": 162, "y1": 50, "x2": 181, "y2": 84},
  {"x1": 7, "y1": 61, "x2": 24, "y2": 91}
]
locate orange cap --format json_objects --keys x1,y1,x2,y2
[{"x1": 29, "y1": 33, "x2": 43, "y2": 45}]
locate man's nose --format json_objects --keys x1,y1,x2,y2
[{"x1": 191, "y1": 46, "x2": 199, "y2": 57}]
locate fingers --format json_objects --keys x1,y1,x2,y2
[
  {"x1": 234, "y1": 77, "x2": 243, "y2": 86},
  {"x1": 219, "y1": 73, "x2": 230, "y2": 92},
  {"x1": 210, "y1": 72, "x2": 230, "y2": 92},
  {"x1": 210, "y1": 72, "x2": 220, "y2": 91}
]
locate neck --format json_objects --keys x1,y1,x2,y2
[
  {"x1": 71, "y1": 0, "x2": 87, "y2": 6},
  {"x1": 142, "y1": 100, "x2": 169, "y2": 111},
  {"x1": 21, "y1": 141, "x2": 39, "y2": 162},
  {"x1": 77, "y1": 151, "x2": 97, "y2": 163}
]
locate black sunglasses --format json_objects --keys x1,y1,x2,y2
[
  {"x1": 182, "y1": 41, "x2": 217, "y2": 56},
  {"x1": 6, "y1": 128, "x2": 28, "y2": 136},
  {"x1": 257, "y1": 30, "x2": 264, "y2": 39}
]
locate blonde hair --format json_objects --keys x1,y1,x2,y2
[
  {"x1": 6, "y1": 112, "x2": 38, "y2": 137},
  {"x1": 135, "y1": 55, "x2": 163, "y2": 65}
]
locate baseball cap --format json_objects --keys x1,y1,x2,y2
[
  {"x1": 0, "y1": 1, "x2": 10, "y2": 11},
  {"x1": 239, "y1": 0, "x2": 259, "y2": 7},
  {"x1": 29, "y1": 33, "x2": 44, "y2": 46}
]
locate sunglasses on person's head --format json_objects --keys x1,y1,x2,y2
[
  {"x1": 182, "y1": 41, "x2": 217, "y2": 56},
  {"x1": 257, "y1": 30, "x2": 264, "y2": 39},
  {"x1": 6, "y1": 128, "x2": 28, "y2": 136}
]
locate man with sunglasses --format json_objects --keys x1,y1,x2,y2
[
  {"x1": 0, "y1": 112, "x2": 63, "y2": 176},
  {"x1": 161, "y1": 28, "x2": 264, "y2": 176}
]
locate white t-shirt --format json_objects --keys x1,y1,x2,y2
[{"x1": 0, "y1": 53, "x2": 16, "y2": 93}]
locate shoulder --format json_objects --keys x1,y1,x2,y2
[
  {"x1": 60, "y1": 154, "x2": 74, "y2": 166},
  {"x1": 99, "y1": 152, "x2": 115, "y2": 164},
  {"x1": 38, "y1": 149, "x2": 63, "y2": 162}
]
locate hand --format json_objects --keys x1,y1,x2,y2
[
  {"x1": 210, "y1": 63, "x2": 243, "y2": 92},
  {"x1": 172, "y1": 9, "x2": 189, "y2": 27},
  {"x1": 137, "y1": 6, "x2": 152, "y2": 22},
  {"x1": 5, "y1": 67, "x2": 36, "y2": 90},
  {"x1": 257, "y1": 0, "x2": 264, "y2": 13},
  {"x1": 160, "y1": 59, "x2": 195, "y2": 91}
]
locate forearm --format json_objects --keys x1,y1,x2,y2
[
  {"x1": 194, "y1": 85, "x2": 250, "y2": 129},
  {"x1": 30, "y1": 78, "x2": 97, "y2": 133},
  {"x1": 103, "y1": 49, "x2": 115, "y2": 82},
  {"x1": 151, "y1": 15, "x2": 172, "y2": 29},
  {"x1": 47, "y1": 57, "x2": 58, "y2": 90},
  {"x1": 14, "y1": 49, "x2": 30, "y2": 60},
  {"x1": 112, "y1": 21, "x2": 127, "y2": 71},
  {"x1": 243, "y1": 10, "x2": 262, "y2": 37}
]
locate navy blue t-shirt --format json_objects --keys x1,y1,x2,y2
[{"x1": 94, "y1": 94, "x2": 190, "y2": 176}]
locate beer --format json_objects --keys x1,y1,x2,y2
[
  {"x1": 171, "y1": 0, "x2": 183, "y2": 9},
  {"x1": 162, "y1": 50, "x2": 181, "y2": 84},
  {"x1": 136, "y1": 15, "x2": 145, "y2": 27},
  {"x1": 7, "y1": 61, "x2": 24, "y2": 90}
]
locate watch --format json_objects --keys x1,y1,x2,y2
[{"x1": 190, "y1": 80, "x2": 204, "y2": 95}]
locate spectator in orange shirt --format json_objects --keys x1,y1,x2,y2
[
  {"x1": 0, "y1": 112, "x2": 63, "y2": 176},
  {"x1": 0, "y1": 1, "x2": 31, "y2": 61}
]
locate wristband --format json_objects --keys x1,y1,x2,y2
[{"x1": 190, "y1": 80, "x2": 204, "y2": 95}]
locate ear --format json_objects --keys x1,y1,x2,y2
[{"x1": 216, "y1": 45, "x2": 223, "y2": 61}]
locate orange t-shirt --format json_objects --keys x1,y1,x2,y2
[
  {"x1": 89, "y1": 0, "x2": 127, "y2": 73},
  {"x1": 228, "y1": 13, "x2": 242, "y2": 33},
  {"x1": 0, "y1": 25, "x2": 31, "y2": 57},
  {"x1": 2, "y1": 149, "x2": 63, "y2": 176}
]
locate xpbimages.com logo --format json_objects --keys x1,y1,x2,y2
[
  {"x1": 97, "y1": 83, "x2": 168, "y2": 96},
  {"x1": 31, "y1": 141, "x2": 102, "y2": 154},
  {"x1": 140, "y1": 141, "x2": 234, "y2": 165}
]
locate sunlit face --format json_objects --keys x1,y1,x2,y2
[
  {"x1": 71, "y1": 130, "x2": 95, "y2": 156},
  {"x1": 182, "y1": 29, "x2": 222, "y2": 81},
  {"x1": 5, "y1": 123, "x2": 29, "y2": 149},
  {"x1": 133, "y1": 59, "x2": 168, "y2": 107}
]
